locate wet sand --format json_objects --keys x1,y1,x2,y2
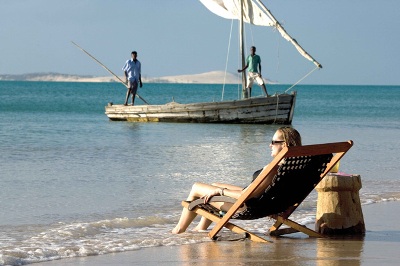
[{"x1": 37, "y1": 201, "x2": 400, "y2": 265}]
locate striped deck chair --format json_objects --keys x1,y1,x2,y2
[{"x1": 181, "y1": 141, "x2": 353, "y2": 243}]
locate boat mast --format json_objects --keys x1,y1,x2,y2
[{"x1": 239, "y1": 0, "x2": 247, "y2": 99}]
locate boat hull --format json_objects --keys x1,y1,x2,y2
[{"x1": 105, "y1": 91, "x2": 296, "y2": 124}]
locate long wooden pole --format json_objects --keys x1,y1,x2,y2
[{"x1": 71, "y1": 41, "x2": 149, "y2": 105}]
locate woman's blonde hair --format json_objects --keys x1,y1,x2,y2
[{"x1": 277, "y1": 127, "x2": 302, "y2": 147}]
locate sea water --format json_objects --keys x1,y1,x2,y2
[{"x1": 0, "y1": 81, "x2": 399, "y2": 265}]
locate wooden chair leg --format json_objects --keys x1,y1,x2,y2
[
  {"x1": 268, "y1": 216, "x2": 324, "y2": 237},
  {"x1": 181, "y1": 201, "x2": 272, "y2": 243}
]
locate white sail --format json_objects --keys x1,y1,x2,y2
[
  {"x1": 198, "y1": 0, "x2": 322, "y2": 68},
  {"x1": 199, "y1": 0, "x2": 273, "y2": 26},
  {"x1": 198, "y1": 0, "x2": 235, "y2": 19}
]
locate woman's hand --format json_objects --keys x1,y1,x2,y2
[{"x1": 202, "y1": 188, "x2": 223, "y2": 203}]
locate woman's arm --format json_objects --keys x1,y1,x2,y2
[{"x1": 210, "y1": 182, "x2": 244, "y2": 200}]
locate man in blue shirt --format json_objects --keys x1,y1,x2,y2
[
  {"x1": 238, "y1": 46, "x2": 268, "y2": 98},
  {"x1": 123, "y1": 51, "x2": 142, "y2": 106}
]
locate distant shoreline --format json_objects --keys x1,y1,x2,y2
[{"x1": 0, "y1": 71, "x2": 275, "y2": 84}]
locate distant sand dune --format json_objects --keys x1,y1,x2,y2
[
  {"x1": 0, "y1": 71, "x2": 275, "y2": 84},
  {"x1": 150, "y1": 71, "x2": 240, "y2": 84}
]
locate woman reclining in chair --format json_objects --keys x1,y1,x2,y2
[{"x1": 172, "y1": 126, "x2": 302, "y2": 234}]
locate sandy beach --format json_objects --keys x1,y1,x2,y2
[{"x1": 36, "y1": 201, "x2": 400, "y2": 265}]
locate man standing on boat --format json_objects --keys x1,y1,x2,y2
[
  {"x1": 123, "y1": 51, "x2": 142, "y2": 106},
  {"x1": 238, "y1": 46, "x2": 268, "y2": 98}
]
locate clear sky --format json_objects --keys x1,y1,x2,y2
[{"x1": 1, "y1": 0, "x2": 398, "y2": 85}]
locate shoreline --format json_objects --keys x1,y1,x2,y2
[{"x1": 36, "y1": 201, "x2": 400, "y2": 265}]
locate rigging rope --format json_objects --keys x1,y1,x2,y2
[
  {"x1": 285, "y1": 66, "x2": 320, "y2": 93},
  {"x1": 221, "y1": 19, "x2": 235, "y2": 101},
  {"x1": 275, "y1": 30, "x2": 281, "y2": 75}
]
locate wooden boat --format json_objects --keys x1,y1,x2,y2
[
  {"x1": 105, "y1": 0, "x2": 321, "y2": 124},
  {"x1": 106, "y1": 91, "x2": 296, "y2": 123}
]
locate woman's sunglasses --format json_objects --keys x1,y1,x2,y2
[{"x1": 271, "y1": 140, "x2": 285, "y2": 145}]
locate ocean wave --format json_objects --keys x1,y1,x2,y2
[{"x1": 2, "y1": 196, "x2": 400, "y2": 265}]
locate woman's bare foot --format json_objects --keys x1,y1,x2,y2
[
  {"x1": 171, "y1": 225, "x2": 183, "y2": 234},
  {"x1": 192, "y1": 227, "x2": 207, "y2": 233}
]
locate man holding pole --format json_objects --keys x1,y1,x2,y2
[{"x1": 123, "y1": 51, "x2": 142, "y2": 106}]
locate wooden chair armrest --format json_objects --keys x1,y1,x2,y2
[{"x1": 188, "y1": 196, "x2": 237, "y2": 211}]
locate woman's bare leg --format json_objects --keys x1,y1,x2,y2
[
  {"x1": 192, "y1": 183, "x2": 243, "y2": 231},
  {"x1": 172, "y1": 182, "x2": 220, "y2": 234},
  {"x1": 193, "y1": 216, "x2": 213, "y2": 231},
  {"x1": 171, "y1": 206, "x2": 198, "y2": 234},
  {"x1": 172, "y1": 182, "x2": 244, "y2": 234},
  {"x1": 211, "y1": 183, "x2": 243, "y2": 191},
  {"x1": 193, "y1": 200, "x2": 237, "y2": 231}
]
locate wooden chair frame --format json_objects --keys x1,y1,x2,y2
[{"x1": 181, "y1": 140, "x2": 353, "y2": 243}]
